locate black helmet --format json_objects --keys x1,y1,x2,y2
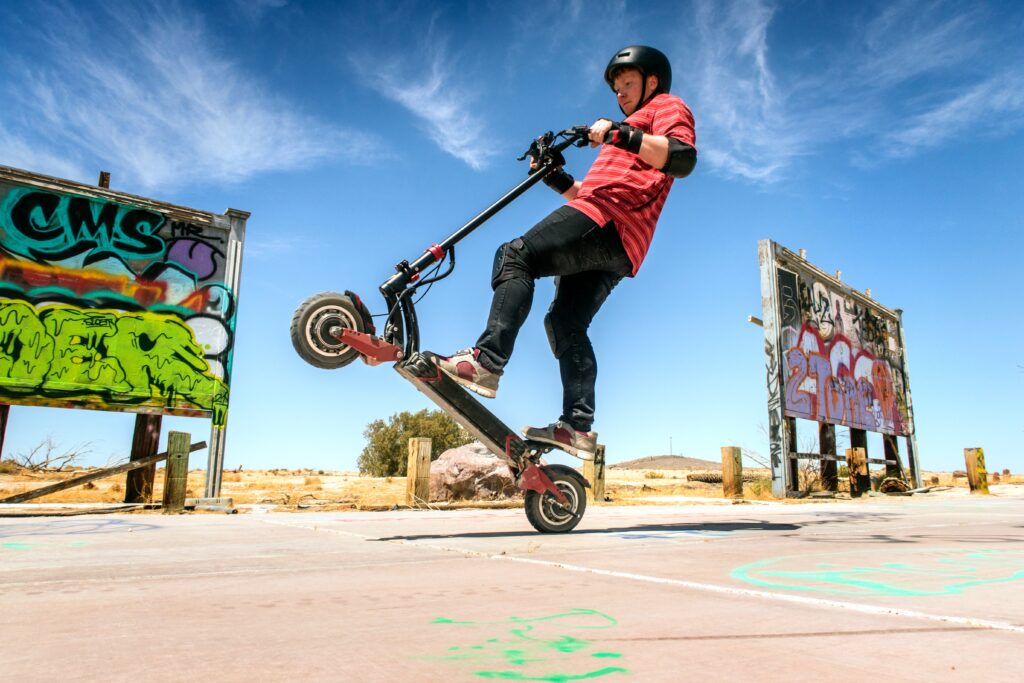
[{"x1": 604, "y1": 45, "x2": 672, "y2": 95}]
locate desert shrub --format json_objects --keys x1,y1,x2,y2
[
  {"x1": 357, "y1": 409, "x2": 473, "y2": 477},
  {"x1": 747, "y1": 478, "x2": 773, "y2": 498},
  {"x1": 0, "y1": 460, "x2": 18, "y2": 475},
  {"x1": 12, "y1": 436, "x2": 92, "y2": 471},
  {"x1": 645, "y1": 471, "x2": 664, "y2": 479}
]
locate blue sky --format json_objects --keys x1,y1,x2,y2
[{"x1": 1, "y1": 0, "x2": 1021, "y2": 474}]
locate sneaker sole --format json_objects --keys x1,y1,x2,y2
[
  {"x1": 428, "y1": 352, "x2": 498, "y2": 399},
  {"x1": 443, "y1": 370, "x2": 497, "y2": 399},
  {"x1": 522, "y1": 431, "x2": 595, "y2": 461}
]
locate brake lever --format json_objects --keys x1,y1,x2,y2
[
  {"x1": 561, "y1": 125, "x2": 592, "y2": 147},
  {"x1": 517, "y1": 131, "x2": 556, "y2": 162}
]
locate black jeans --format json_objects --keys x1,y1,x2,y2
[{"x1": 476, "y1": 205, "x2": 632, "y2": 432}]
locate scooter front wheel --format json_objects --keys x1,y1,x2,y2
[
  {"x1": 524, "y1": 470, "x2": 586, "y2": 533},
  {"x1": 290, "y1": 292, "x2": 366, "y2": 369}
]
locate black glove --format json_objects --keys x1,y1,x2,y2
[
  {"x1": 529, "y1": 147, "x2": 573, "y2": 194},
  {"x1": 542, "y1": 169, "x2": 575, "y2": 194},
  {"x1": 605, "y1": 122, "x2": 644, "y2": 154}
]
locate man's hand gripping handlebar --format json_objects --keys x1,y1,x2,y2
[{"x1": 520, "y1": 126, "x2": 591, "y2": 195}]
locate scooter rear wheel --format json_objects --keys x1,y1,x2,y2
[
  {"x1": 524, "y1": 470, "x2": 586, "y2": 533},
  {"x1": 290, "y1": 292, "x2": 365, "y2": 369}
]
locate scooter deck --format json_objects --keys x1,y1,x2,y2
[{"x1": 394, "y1": 352, "x2": 553, "y2": 472}]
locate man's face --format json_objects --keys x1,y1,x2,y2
[{"x1": 613, "y1": 68, "x2": 658, "y2": 115}]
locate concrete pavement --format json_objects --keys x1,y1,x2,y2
[{"x1": 1, "y1": 491, "x2": 1022, "y2": 682}]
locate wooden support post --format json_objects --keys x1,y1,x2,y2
[
  {"x1": 883, "y1": 434, "x2": 904, "y2": 479},
  {"x1": 964, "y1": 447, "x2": 989, "y2": 494},
  {"x1": 849, "y1": 428, "x2": 869, "y2": 491},
  {"x1": 785, "y1": 417, "x2": 799, "y2": 495},
  {"x1": 721, "y1": 446, "x2": 743, "y2": 499},
  {"x1": 847, "y1": 447, "x2": 869, "y2": 497},
  {"x1": 125, "y1": 414, "x2": 162, "y2": 503},
  {"x1": 583, "y1": 445, "x2": 606, "y2": 503},
  {"x1": 162, "y1": 431, "x2": 191, "y2": 513},
  {"x1": 818, "y1": 423, "x2": 838, "y2": 491},
  {"x1": 850, "y1": 428, "x2": 867, "y2": 453},
  {"x1": 405, "y1": 437, "x2": 431, "y2": 506}
]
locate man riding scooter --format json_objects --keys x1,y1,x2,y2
[{"x1": 434, "y1": 45, "x2": 697, "y2": 460}]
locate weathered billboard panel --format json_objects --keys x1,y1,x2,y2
[
  {"x1": 0, "y1": 166, "x2": 247, "y2": 426},
  {"x1": 774, "y1": 265, "x2": 911, "y2": 437},
  {"x1": 759, "y1": 239, "x2": 918, "y2": 496}
]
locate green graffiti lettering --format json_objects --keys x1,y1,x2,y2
[
  {"x1": 0, "y1": 301, "x2": 228, "y2": 424},
  {"x1": 0, "y1": 300, "x2": 54, "y2": 388},
  {"x1": 428, "y1": 609, "x2": 627, "y2": 681},
  {"x1": 732, "y1": 548, "x2": 1024, "y2": 597},
  {"x1": 1, "y1": 187, "x2": 165, "y2": 262}
]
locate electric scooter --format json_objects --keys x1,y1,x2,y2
[{"x1": 290, "y1": 126, "x2": 594, "y2": 533}]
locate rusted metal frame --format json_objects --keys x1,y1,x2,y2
[
  {"x1": 204, "y1": 208, "x2": 248, "y2": 498},
  {"x1": 1, "y1": 441, "x2": 206, "y2": 504},
  {"x1": 895, "y1": 310, "x2": 922, "y2": 488},
  {"x1": 758, "y1": 240, "x2": 791, "y2": 497}
]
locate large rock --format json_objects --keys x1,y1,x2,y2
[{"x1": 430, "y1": 441, "x2": 518, "y2": 501}]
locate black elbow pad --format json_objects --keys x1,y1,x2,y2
[{"x1": 661, "y1": 139, "x2": 696, "y2": 178}]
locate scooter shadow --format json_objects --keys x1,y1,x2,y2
[{"x1": 371, "y1": 520, "x2": 800, "y2": 541}]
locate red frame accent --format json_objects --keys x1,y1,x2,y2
[
  {"x1": 428, "y1": 244, "x2": 445, "y2": 261},
  {"x1": 338, "y1": 329, "x2": 403, "y2": 366},
  {"x1": 518, "y1": 461, "x2": 568, "y2": 505}
]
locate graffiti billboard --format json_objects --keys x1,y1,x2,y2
[
  {"x1": 758, "y1": 240, "x2": 918, "y2": 496},
  {"x1": 0, "y1": 166, "x2": 247, "y2": 430}
]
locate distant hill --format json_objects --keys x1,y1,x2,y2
[{"x1": 610, "y1": 455, "x2": 721, "y2": 471}]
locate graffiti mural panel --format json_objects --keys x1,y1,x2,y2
[
  {"x1": 0, "y1": 166, "x2": 247, "y2": 426},
  {"x1": 760, "y1": 241, "x2": 912, "y2": 437}
]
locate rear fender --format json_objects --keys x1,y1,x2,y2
[{"x1": 542, "y1": 463, "x2": 591, "y2": 489}]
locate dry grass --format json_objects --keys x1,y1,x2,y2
[{"x1": 2, "y1": 465, "x2": 1021, "y2": 509}]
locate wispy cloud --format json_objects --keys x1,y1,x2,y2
[
  {"x1": 858, "y1": 0, "x2": 984, "y2": 87},
  {"x1": 234, "y1": 0, "x2": 288, "y2": 23},
  {"x1": 693, "y1": 0, "x2": 803, "y2": 182},
  {"x1": 355, "y1": 32, "x2": 496, "y2": 171},
  {"x1": 0, "y1": 1, "x2": 364, "y2": 192},
  {"x1": 882, "y1": 72, "x2": 1024, "y2": 158},
  {"x1": 690, "y1": 0, "x2": 1024, "y2": 183}
]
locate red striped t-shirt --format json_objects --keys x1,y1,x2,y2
[{"x1": 568, "y1": 93, "x2": 696, "y2": 275}]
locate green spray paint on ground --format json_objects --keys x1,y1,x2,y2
[
  {"x1": 0, "y1": 301, "x2": 228, "y2": 424},
  {"x1": 2, "y1": 541, "x2": 87, "y2": 551},
  {"x1": 429, "y1": 608, "x2": 628, "y2": 681},
  {"x1": 732, "y1": 548, "x2": 1024, "y2": 597}
]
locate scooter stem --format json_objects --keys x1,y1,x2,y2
[{"x1": 379, "y1": 138, "x2": 578, "y2": 297}]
